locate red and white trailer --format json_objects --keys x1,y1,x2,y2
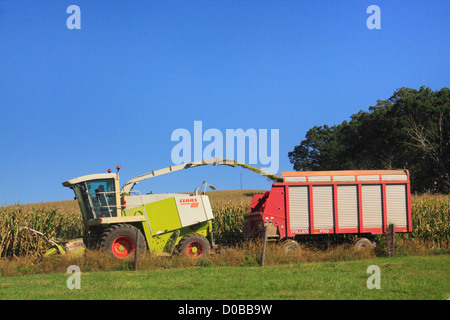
[{"x1": 244, "y1": 170, "x2": 412, "y2": 246}]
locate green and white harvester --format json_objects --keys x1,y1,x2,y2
[{"x1": 62, "y1": 158, "x2": 241, "y2": 259}]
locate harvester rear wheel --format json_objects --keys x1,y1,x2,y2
[
  {"x1": 282, "y1": 239, "x2": 301, "y2": 254},
  {"x1": 177, "y1": 233, "x2": 211, "y2": 259},
  {"x1": 100, "y1": 224, "x2": 146, "y2": 259},
  {"x1": 354, "y1": 237, "x2": 374, "y2": 250}
]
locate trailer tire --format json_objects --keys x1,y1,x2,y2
[
  {"x1": 354, "y1": 237, "x2": 374, "y2": 250},
  {"x1": 178, "y1": 233, "x2": 211, "y2": 259},
  {"x1": 100, "y1": 224, "x2": 146, "y2": 259},
  {"x1": 282, "y1": 239, "x2": 301, "y2": 254}
]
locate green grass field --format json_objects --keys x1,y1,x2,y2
[{"x1": 0, "y1": 255, "x2": 448, "y2": 300}]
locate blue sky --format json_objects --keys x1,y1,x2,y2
[{"x1": 0, "y1": 0, "x2": 449, "y2": 204}]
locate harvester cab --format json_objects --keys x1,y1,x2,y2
[
  {"x1": 62, "y1": 159, "x2": 242, "y2": 260},
  {"x1": 63, "y1": 171, "x2": 121, "y2": 222}
]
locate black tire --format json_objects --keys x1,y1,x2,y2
[
  {"x1": 354, "y1": 237, "x2": 374, "y2": 250},
  {"x1": 282, "y1": 239, "x2": 301, "y2": 254},
  {"x1": 177, "y1": 233, "x2": 211, "y2": 259},
  {"x1": 99, "y1": 224, "x2": 146, "y2": 259}
]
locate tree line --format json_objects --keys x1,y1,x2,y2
[{"x1": 288, "y1": 87, "x2": 449, "y2": 193}]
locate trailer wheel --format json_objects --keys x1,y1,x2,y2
[
  {"x1": 354, "y1": 237, "x2": 374, "y2": 250},
  {"x1": 100, "y1": 224, "x2": 146, "y2": 259},
  {"x1": 178, "y1": 233, "x2": 211, "y2": 259},
  {"x1": 282, "y1": 239, "x2": 301, "y2": 254}
]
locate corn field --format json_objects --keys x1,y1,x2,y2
[
  {"x1": 0, "y1": 206, "x2": 83, "y2": 258},
  {"x1": 0, "y1": 194, "x2": 448, "y2": 258},
  {"x1": 211, "y1": 202, "x2": 249, "y2": 244},
  {"x1": 408, "y1": 194, "x2": 450, "y2": 244}
]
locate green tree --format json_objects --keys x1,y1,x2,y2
[{"x1": 288, "y1": 87, "x2": 449, "y2": 193}]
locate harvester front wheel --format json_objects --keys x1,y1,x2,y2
[
  {"x1": 100, "y1": 224, "x2": 146, "y2": 259},
  {"x1": 178, "y1": 233, "x2": 211, "y2": 259}
]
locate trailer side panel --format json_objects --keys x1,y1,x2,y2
[{"x1": 245, "y1": 170, "x2": 411, "y2": 240}]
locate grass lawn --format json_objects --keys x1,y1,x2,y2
[{"x1": 0, "y1": 254, "x2": 448, "y2": 300}]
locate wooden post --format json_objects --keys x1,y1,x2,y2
[
  {"x1": 260, "y1": 225, "x2": 268, "y2": 267},
  {"x1": 386, "y1": 224, "x2": 395, "y2": 257}
]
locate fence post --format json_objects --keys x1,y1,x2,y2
[
  {"x1": 386, "y1": 224, "x2": 395, "y2": 257},
  {"x1": 260, "y1": 225, "x2": 268, "y2": 267}
]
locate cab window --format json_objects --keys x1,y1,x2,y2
[{"x1": 86, "y1": 179, "x2": 117, "y2": 218}]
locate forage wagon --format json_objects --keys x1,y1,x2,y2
[{"x1": 244, "y1": 170, "x2": 412, "y2": 250}]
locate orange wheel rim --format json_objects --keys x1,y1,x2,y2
[
  {"x1": 112, "y1": 236, "x2": 135, "y2": 259},
  {"x1": 186, "y1": 241, "x2": 203, "y2": 258}
]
